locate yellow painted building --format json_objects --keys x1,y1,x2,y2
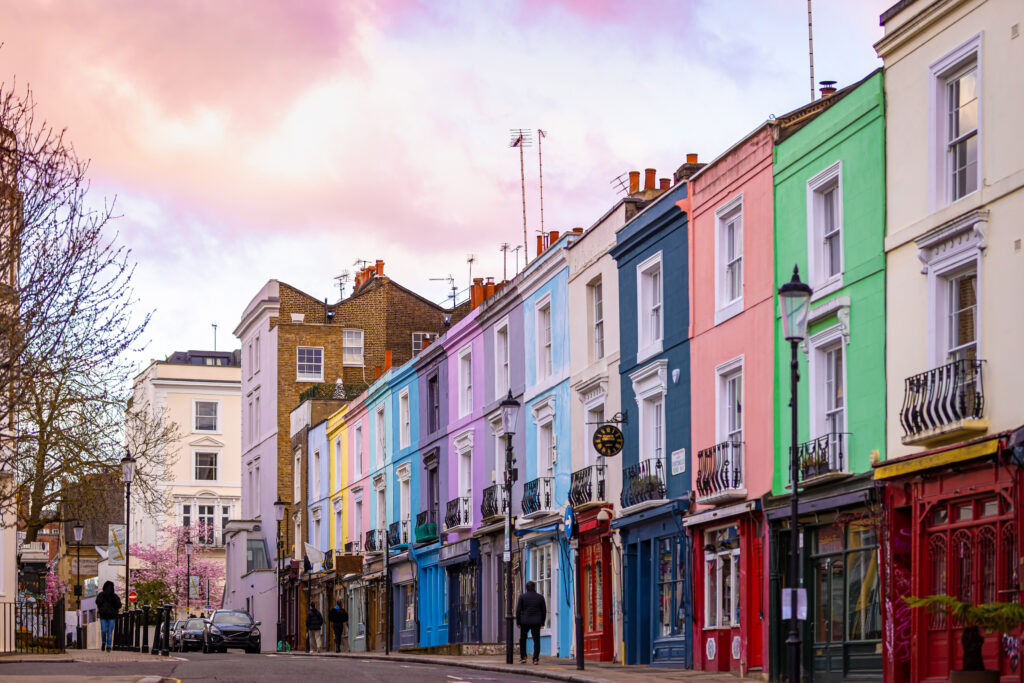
[{"x1": 326, "y1": 405, "x2": 349, "y2": 554}]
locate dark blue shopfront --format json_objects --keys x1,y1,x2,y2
[{"x1": 440, "y1": 538, "x2": 480, "y2": 644}]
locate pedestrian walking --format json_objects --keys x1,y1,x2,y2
[
  {"x1": 515, "y1": 580, "x2": 546, "y2": 665},
  {"x1": 328, "y1": 600, "x2": 348, "y2": 653},
  {"x1": 306, "y1": 601, "x2": 324, "y2": 653},
  {"x1": 95, "y1": 581, "x2": 121, "y2": 652}
]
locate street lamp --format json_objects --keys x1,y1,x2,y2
[
  {"x1": 778, "y1": 264, "x2": 812, "y2": 683},
  {"x1": 185, "y1": 536, "x2": 194, "y2": 616},
  {"x1": 499, "y1": 390, "x2": 521, "y2": 665},
  {"x1": 274, "y1": 499, "x2": 287, "y2": 650},
  {"x1": 73, "y1": 521, "x2": 84, "y2": 649},
  {"x1": 121, "y1": 450, "x2": 136, "y2": 611}
]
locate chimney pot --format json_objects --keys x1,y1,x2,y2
[
  {"x1": 549, "y1": 230, "x2": 560, "y2": 244},
  {"x1": 375, "y1": 260, "x2": 384, "y2": 276},
  {"x1": 484, "y1": 280, "x2": 495, "y2": 300},
  {"x1": 644, "y1": 168, "x2": 656, "y2": 190},
  {"x1": 660, "y1": 178, "x2": 670, "y2": 190},
  {"x1": 572, "y1": 227, "x2": 583, "y2": 234},
  {"x1": 819, "y1": 80, "x2": 837, "y2": 98},
  {"x1": 628, "y1": 171, "x2": 640, "y2": 195},
  {"x1": 536, "y1": 234, "x2": 544, "y2": 255},
  {"x1": 384, "y1": 349, "x2": 393, "y2": 371},
  {"x1": 686, "y1": 153, "x2": 698, "y2": 164}
]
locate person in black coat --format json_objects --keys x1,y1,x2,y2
[
  {"x1": 515, "y1": 581, "x2": 547, "y2": 664},
  {"x1": 328, "y1": 600, "x2": 348, "y2": 653},
  {"x1": 95, "y1": 581, "x2": 121, "y2": 652},
  {"x1": 306, "y1": 602, "x2": 324, "y2": 653}
]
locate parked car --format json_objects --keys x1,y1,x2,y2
[
  {"x1": 203, "y1": 610, "x2": 261, "y2": 654},
  {"x1": 180, "y1": 618, "x2": 209, "y2": 652},
  {"x1": 168, "y1": 620, "x2": 186, "y2": 651}
]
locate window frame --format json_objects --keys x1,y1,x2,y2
[
  {"x1": 334, "y1": 437, "x2": 343, "y2": 490},
  {"x1": 703, "y1": 526, "x2": 741, "y2": 629},
  {"x1": 412, "y1": 331, "x2": 436, "y2": 355},
  {"x1": 535, "y1": 294, "x2": 553, "y2": 381},
  {"x1": 312, "y1": 449, "x2": 321, "y2": 501},
  {"x1": 716, "y1": 356, "x2": 744, "y2": 447},
  {"x1": 531, "y1": 543, "x2": 555, "y2": 632},
  {"x1": 194, "y1": 450, "x2": 219, "y2": 482},
  {"x1": 714, "y1": 194, "x2": 744, "y2": 324},
  {"x1": 806, "y1": 161, "x2": 844, "y2": 299},
  {"x1": 352, "y1": 424, "x2": 363, "y2": 479},
  {"x1": 458, "y1": 345, "x2": 473, "y2": 418},
  {"x1": 375, "y1": 405, "x2": 387, "y2": 469},
  {"x1": 494, "y1": 318, "x2": 511, "y2": 399},
  {"x1": 193, "y1": 399, "x2": 220, "y2": 433},
  {"x1": 635, "y1": 251, "x2": 664, "y2": 363},
  {"x1": 399, "y1": 389, "x2": 411, "y2": 449},
  {"x1": 589, "y1": 278, "x2": 605, "y2": 362},
  {"x1": 808, "y1": 325, "x2": 848, "y2": 445},
  {"x1": 929, "y1": 34, "x2": 982, "y2": 212},
  {"x1": 296, "y1": 346, "x2": 324, "y2": 382},
  {"x1": 343, "y1": 329, "x2": 365, "y2": 367}
]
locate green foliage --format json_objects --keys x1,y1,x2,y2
[
  {"x1": 904, "y1": 594, "x2": 1024, "y2": 634},
  {"x1": 135, "y1": 577, "x2": 174, "y2": 620}
]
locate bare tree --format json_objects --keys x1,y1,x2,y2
[{"x1": 0, "y1": 82, "x2": 166, "y2": 540}]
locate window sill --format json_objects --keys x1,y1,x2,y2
[
  {"x1": 297, "y1": 376, "x2": 324, "y2": 383},
  {"x1": 193, "y1": 429, "x2": 222, "y2": 435},
  {"x1": 636, "y1": 340, "x2": 663, "y2": 366},
  {"x1": 714, "y1": 299, "x2": 743, "y2": 326},
  {"x1": 343, "y1": 361, "x2": 364, "y2": 368},
  {"x1": 810, "y1": 277, "x2": 843, "y2": 302}
]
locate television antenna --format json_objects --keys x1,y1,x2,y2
[
  {"x1": 430, "y1": 274, "x2": 457, "y2": 309},
  {"x1": 611, "y1": 172, "x2": 630, "y2": 196},
  {"x1": 499, "y1": 243, "x2": 511, "y2": 281},
  {"x1": 334, "y1": 270, "x2": 350, "y2": 300},
  {"x1": 466, "y1": 253, "x2": 477, "y2": 287},
  {"x1": 510, "y1": 129, "x2": 532, "y2": 263},
  {"x1": 537, "y1": 129, "x2": 547, "y2": 240},
  {"x1": 353, "y1": 258, "x2": 370, "y2": 270}
]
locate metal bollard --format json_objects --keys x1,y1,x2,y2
[
  {"x1": 133, "y1": 608, "x2": 141, "y2": 651},
  {"x1": 161, "y1": 605, "x2": 171, "y2": 656},
  {"x1": 113, "y1": 613, "x2": 121, "y2": 651},
  {"x1": 151, "y1": 606, "x2": 162, "y2": 654},
  {"x1": 142, "y1": 605, "x2": 150, "y2": 653}
]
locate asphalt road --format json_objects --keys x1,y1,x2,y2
[{"x1": 0, "y1": 651, "x2": 556, "y2": 683}]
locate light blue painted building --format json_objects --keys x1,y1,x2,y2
[{"x1": 388, "y1": 358, "x2": 421, "y2": 650}]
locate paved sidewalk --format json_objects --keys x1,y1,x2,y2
[
  {"x1": 0, "y1": 649, "x2": 182, "y2": 664},
  {"x1": 285, "y1": 650, "x2": 749, "y2": 682}
]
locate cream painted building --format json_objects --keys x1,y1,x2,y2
[
  {"x1": 131, "y1": 350, "x2": 242, "y2": 569},
  {"x1": 877, "y1": 0, "x2": 1024, "y2": 458}
]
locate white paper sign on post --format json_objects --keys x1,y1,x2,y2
[
  {"x1": 107, "y1": 525, "x2": 126, "y2": 566},
  {"x1": 671, "y1": 448, "x2": 686, "y2": 476}
]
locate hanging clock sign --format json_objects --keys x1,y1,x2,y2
[{"x1": 593, "y1": 424, "x2": 624, "y2": 457}]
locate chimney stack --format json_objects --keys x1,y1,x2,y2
[
  {"x1": 375, "y1": 259, "x2": 385, "y2": 276},
  {"x1": 384, "y1": 349, "x2": 393, "y2": 371},
  {"x1": 628, "y1": 171, "x2": 640, "y2": 195},
  {"x1": 549, "y1": 230, "x2": 560, "y2": 244},
  {"x1": 484, "y1": 277, "x2": 495, "y2": 300},
  {"x1": 572, "y1": 227, "x2": 584, "y2": 235},
  {"x1": 819, "y1": 80, "x2": 837, "y2": 98},
  {"x1": 536, "y1": 234, "x2": 545, "y2": 256},
  {"x1": 644, "y1": 168, "x2": 656, "y2": 190},
  {"x1": 660, "y1": 178, "x2": 670, "y2": 190},
  {"x1": 674, "y1": 153, "x2": 705, "y2": 183},
  {"x1": 471, "y1": 277, "x2": 486, "y2": 309}
]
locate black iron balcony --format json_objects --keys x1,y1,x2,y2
[
  {"x1": 522, "y1": 477, "x2": 554, "y2": 516},
  {"x1": 621, "y1": 457, "x2": 666, "y2": 509},
  {"x1": 481, "y1": 484, "x2": 508, "y2": 521},
  {"x1": 569, "y1": 465, "x2": 606, "y2": 508},
  {"x1": 695, "y1": 441, "x2": 744, "y2": 503},
  {"x1": 794, "y1": 432, "x2": 849, "y2": 482},
  {"x1": 364, "y1": 528, "x2": 383, "y2": 553},
  {"x1": 343, "y1": 539, "x2": 360, "y2": 554},
  {"x1": 900, "y1": 358, "x2": 986, "y2": 446},
  {"x1": 415, "y1": 509, "x2": 438, "y2": 544},
  {"x1": 388, "y1": 519, "x2": 410, "y2": 547},
  {"x1": 445, "y1": 496, "x2": 471, "y2": 530}
]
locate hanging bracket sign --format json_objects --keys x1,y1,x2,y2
[{"x1": 592, "y1": 425, "x2": 624, "y2": 457}]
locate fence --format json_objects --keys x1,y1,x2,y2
[{"x1": 0, "y1": 597, "x2": 66, "y2": 654}]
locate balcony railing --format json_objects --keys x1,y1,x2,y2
[
  {"x1": 388, "y1": 519, "x2": 410, "y2": 547},
  {"x1": 364, "y1": 528, "x2": 384, "y2": 553},
  {"x1": 621, "y1": 457, "x2": 666, "y2": 509},
  {"x1": 522, "y1": 477, "x2": 555, "y2": 516},
  {"x1": 569, "y1": 465, "x2": 606, "y2": 508},
  {"x1": 481, "y1": 484, "x2": 508, "y2": 521},
  {"x1": 794, "y1": 432, "x2": 849, "y2": 483},
  {"x1": 343, "y1": 539, "x2": 361, "y2": 554},
  {"x1": 696, "y1": 441, "x2": 744, "y2": 503},
  {"x1": 900, "y1": 358, "x2": 986, "y2": 445},
  {"x1": 445, "y1": 496, "x2": 471, "y2": 530},
  {"x1": 415, "y1": 509, "x2": 438, "y2": 543}
]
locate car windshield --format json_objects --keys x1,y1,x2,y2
[
  {"x1": 213, "y1": 612, "x2": 252, "y2": 626},
  {"x1": 186, "y1": 619, "x2": 206, "y2": 630}
]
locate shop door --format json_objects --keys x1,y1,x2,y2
[
  {"x1": 581, "y1": 538, "x2": 613, "y2": 661},
  {"x1": 811, "y1": 553, "x2": 846, "y2": 677},
  {"x1": 448, "y1": 561, "x2": 480, "y2": 643}
]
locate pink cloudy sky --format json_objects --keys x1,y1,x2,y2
[{"x1": 1, "y1": 0, "x2": 890, "y2": 362}]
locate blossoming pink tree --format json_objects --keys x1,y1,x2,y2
[
  {"x1": 126, "y1": 522, "x2": 224, "y2": 613},
  {"x1": 45, "y1": 568, "x2": 68, "y2": 604}
]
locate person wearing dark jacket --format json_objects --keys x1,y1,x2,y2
[
  {"x1": 306, "y1": 602, "x2": 324, "y2": 653},
  {"x1": 328, "y1": 600, "x2": 348, "y2": 653},
  {"x1": 95, "y1": 581, "x2": 121, "y2": 652},
  {"x1": 515, "y1": 581, "x2": 546, "y2": 664}
]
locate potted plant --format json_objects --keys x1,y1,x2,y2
[
  {"x1": 630, "y1": 474, "x2": 663, "y2": 501},
  {"x1": 905, "y1": 594, "x2": 1024, "y2": 682}
]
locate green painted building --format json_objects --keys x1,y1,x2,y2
[{"x1": 765, "y1": 70, "x2": 886, "y2": 682}]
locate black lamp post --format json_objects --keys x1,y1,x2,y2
[
  {"x1": 778, "y1": 264, "x2": 813, "y2": 683},
  {"x1": 499, "y1": 390, "x2": 520, "y2": 665},
  {"x1": 185, "y1": 536, "x2": 194, "y2": 616},
  {"x1": 121, "y1": 451, "x2": 136, "y2": 611},
  {"x1": 274, "y1": 499, "x2": 286, "y2": 650},
  {"x1": 73, "y1": 521, "x2": 84, "y2": 648}
]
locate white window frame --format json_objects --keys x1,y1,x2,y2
[
  {"x1": 193, "y1": 450, "x2": 220, "y2": 483},
  {"x1": 715, "y1": 356, "x2": 744, "y2": 446},
  {"x1": 929, "y1": 33, "x2": 982, "y2": 212},
  {"x1": 397, "y1": 464, "x2": 411, "y2": 523},
  {"x1": 343, "y1": 329, "x2": 364, "y2": 367},
  {"x1": 714, "y1": 194, "x2": 744, "y2": 324},
  {"x1": 630, "y1": 360, "x2": 668, "y2": 464},
  {"x1": 412, "y1": 331, "x2": 435, "y2": 355},
  {"x1": 294, "y1": 450, "x2": 302, "y2": 504},
  {"x1": 334, "y1": 438, "x2": 342, "y2": 490},
  {"x1": 458, "y1": 345, "x2": 474, "y2": 418},
  {"x1": 193, "y1": 399, "x2": 221, "y2": 433},
  {"x1": 489, "y1": 413, "x2": 506, "y2": 484},
  {"x1": 530, "y1": 543, "x2": 556, "y2": 633},
  {"x1": 589, "y1": 278, "x2": 605, "y2": 362},
  {"x1": 806, "y1": 161, "x2": 844, "y2": 299},
  {"x1": 535, "y1": 294, "x2": 553, "y2": 381},
  {"x1": 494, "y1": 318, "x2": 511, "y2": 399},
  {"x1": 399, "y1": 389, "x2": 411, "y2": 449},
  {"x1": 312, "y1": 449, "x2": 321, "y2": 501},
  {"x1": 703, "y1": 526, "x2": 740, "y2": 629},
  {"x1": 254, "y1": 335, "x2": 260, "y2": 372},
  {"x1": 353, "y1": 424, "x2": 363, "y2": 479},
  {"x1": 635, "y1": 251, "x2": 664, "y2": 363},
  {"x1": 334, "y1": 502, "x2": 344, "y2": 549},
  {"x1": 296, "y1": 346, "x2": 324, "y2": 381},
  {"x1": 454, "y1": 429, "x2": 474, "y2": 525},
  {"x1": 353, "y1": 495, "x2": 363, "y2": 547},
  {"x1": 375, "y1": 405, "x2": 387, "y2": 469},
  {"x1": 807, "y1": 325, "x2": 848, "y2": 443}
]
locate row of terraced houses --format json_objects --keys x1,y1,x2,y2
[{"x1": 221, "y1": 1, "x2": 1024, "y2": 680}]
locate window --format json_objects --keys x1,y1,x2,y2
[
  {"x1": 221, "y1": 505, "x2": 230, "y2": 534},
  {"x1": 247, "y1": 401, "x2": 253, "y2": 443},
  {"x1": 643, "y1": 395, "x2": 664, "y2": 463},
  {"x1": 312, "y1": 515, "x2": 321, "y2": 546},
  {"x1": 812, "y1": 521, "x2": 881, "y2": 645},
  {"x1": 353, "y1": 426, "x2": 362, "y2": 479},
  {"x1": 246, "y1": 539, "x2": 269, "y2": 573},
  {"x1": 586, "y1": 405, "x2": 605, "y2": 466},
  {"x1": 343, "y1": 329, "x2": 364, "y2": 366},
  {"x1": 412, "y1": 332, "x2": 436, "y2": 355},
  {"x1": 809, "y1": 326, "x2": 848, "y2": 472},
  {"x1": 715, "y1": 196, "x2": 743, "y2": 323},
  {"x1": 720, "y1": 366, "x2": 743, "y2": 446},
  {"x1": 537, "y1": 300, "x2": 553, "y2": 380},
  {"x1": 254, "y1": 466, "x2": 260, "y2": 516},
  {"x1": 589, "y1": 280, "x2": 604, "y2": 362},
  {"x1": 255, "y1": 396, "x2": 260, "y2": 439},
  {"x1": 334, "y1": 438, "x2": 342, "y2": 490},
  {"x1": 376, "y1": 488, "x2": 386, "y2": 530},
  {"x1": 294, "y1": 450, "x2": 302, "y2": 503},
  {"x1": 354, "y1": 499, "x2": 363, "y2": 545},
  {"x1": 930, "y1": 36, "x2": 981, "y2": 208},
  {"x1": 375, "y1": 406, "x2": 386, "y2": 468},
  {"x1": 247, "y1": 341, "x2": 253, "y2": 378},
  {"x1": 704, "y1": 527, "x2": 740, "y2": 628},
  {"x1": 195, "y1": 452, "x2": 218, "y2": 481},
  {"x1": 531, "y1": 544, "x2": 553, "y2": 629},
  {"x1": 399, "y1": 390, "x2": 411, "y2": 449},
  {"x1": 946, "y1": 269, "x2": 977, "y2": 364},
  {"x1": 254, "y1": 335, "x2": 260, "y2": 372},
  {"x1": 335, "y1": 508, "x2": 343, "y2": 548},
  {"x1": 631, "y1": 360, "x2": 668, "y2": 466},
  {"x1": 194, "y1": 401, "x2": 218, "y2": 432},
  {"x1": 807, "y1": 162, "x2": 844, "y2": 294},
  {"x1": 428, "y1": 375, "x2": 440, "y2": 433},
  {"x1": 459, "y1": 347, "x2": 473, "y2": 417},
  {"x1": 636, "y1": 252, "x2": 663, "y2": 360},
  {"x1": 198, "y1": 504, "x2": 215, "y2": 545},
  {"x1": 296, "y1": 346, "x2": 323, "y2": 381},
  {"x1": 312, "y1": 450, "x2": 321, "y2": 500},
  {"x1": 455, "y1": 432, "x2": 473, "y2": 523},
  {"x1": 495, "y1": 322, "x2": 510, "y2": 398},
  {"x1": 538, "y1": 421, "x2": 554, "y2": 475},
  {"x1": 823, "y1": 345, "x2": 845, "y2": 435},
  {"x1": 400, "y1": 476, "x2": 410, "y2": 523},
  {"x1": 658, "y1": 538, "x2": 685, "y2": 637},
  {"x1": 182, "y1": 504, "x2": 191, "y2": 528}
]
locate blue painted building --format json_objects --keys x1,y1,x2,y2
[
  {"x1": 388, "y1": 358, "x2": 421, "y2": 650},
  {"x1": 609, "y1": 179, "x2": 694, "y2": 667}
]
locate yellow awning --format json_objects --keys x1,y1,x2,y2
[{"x1": 873, "y1": 438, "x2": 1000, "y2": 480}]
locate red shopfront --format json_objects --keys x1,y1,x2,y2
[
  {"x1": 877, "y1": 432, "x2": 1024, "y2": 683},
  {"x1": 577, "y1": 506, "x2": 614, "y2": 661},
  {"x1": 686, "y1": 502, "x2": 765, "y2": 676}
]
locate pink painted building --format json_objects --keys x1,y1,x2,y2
[{"x1": 686, "y1": 129, "x2": 775, "y2": 676}]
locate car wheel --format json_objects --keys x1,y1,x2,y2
[
  {"x1": 220, "y1": 647, "x2": 227, "y2": 653},
  {"x1": 245, "y1": 646, "x2": 259, "y2": 654}
]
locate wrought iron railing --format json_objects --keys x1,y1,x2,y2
[
  {"x1": 569, "y1": 465, "x2": 606, "y2": 507},
  {"x1": 795, "y1": 432, "x2": 850, "y2": 482},
  {"x1": 621, "y1": 457, "x2": 666, "y2": 508},
  {"x1": 522, "y1": 477, "x2": 554, "y2": 515},
  {"x1": 445, "y1": 496, "x2": 471, "y2": 530},
  {"x1": 415, "y1": 509, "x2": 438, "y2": 543},
  {"x1": 481, "y1": 484, "x2": 508, "y2": 520},
  {"x1": 388, "y1": 519, "x2": 410, "y2": 546},
  {"x1": 695, "y1": 441, "x2": 744, "y2": 500},
  {"x1": 0, "y1": 598, "x2": 66, "y2": 653},
  {"x1": 900, "y1": 358, "x2": 985, "y2": 439},
  {"x1": 343, "y1": 539, "x2": 361, "y2": 553},
  {"x1": 364, "y1": 528, "x2": 383, "y2": 553}
]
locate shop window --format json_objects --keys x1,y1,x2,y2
[
  {"x1": 531, "y1": 544, "x2": 553, "y2": 630},
  {"x1": 811, "y1": 521, "x2": 881, "y2": 645},
  {"x1": 952, "y1": 529, "x2": 973, "y2": 604},
  {"x1": 704, "y1": 528, "x2": 739, "y2": 629}
]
